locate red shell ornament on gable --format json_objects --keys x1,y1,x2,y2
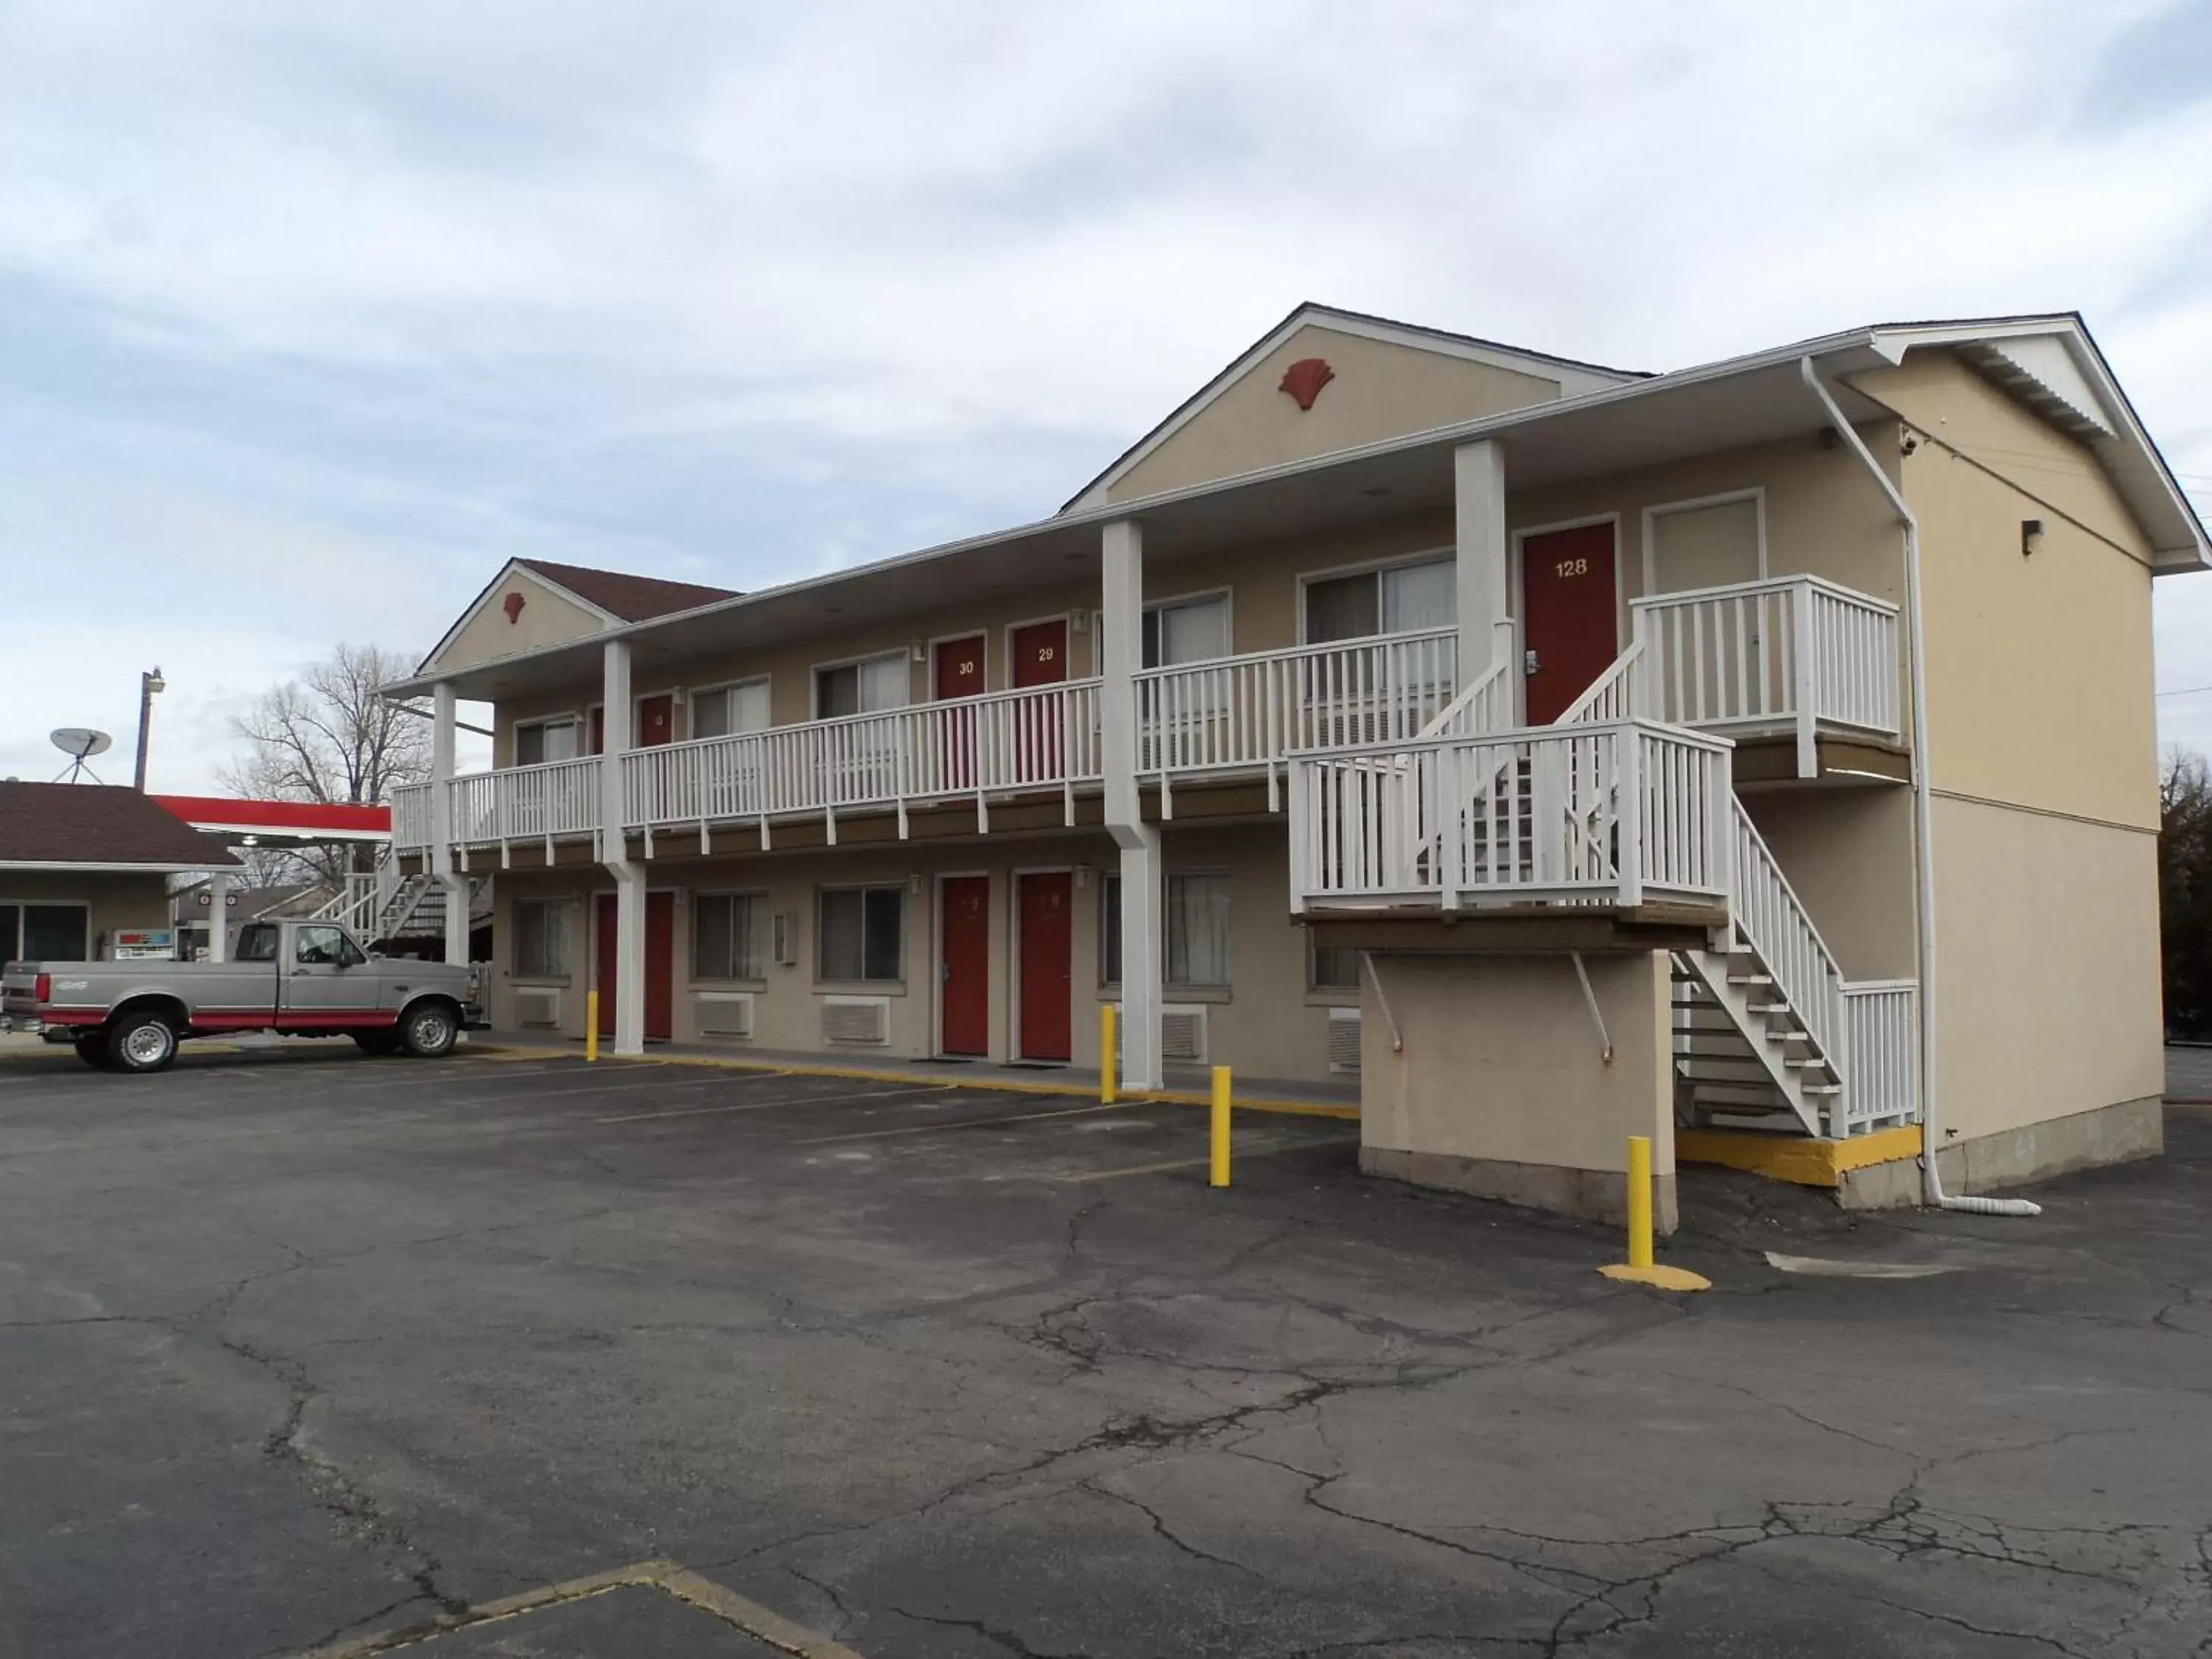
[
  {"x1": 502, "y1": 591, "x2": 526, "y2": 623},
  {"x1": 1279, "y1": 357, "x2": 1335, "y2": 411}
]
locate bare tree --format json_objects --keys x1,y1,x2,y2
[{"x1": 220, "y1": 644, "x2": 431, "y2": 886}]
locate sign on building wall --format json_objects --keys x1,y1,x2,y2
[{"x1": 110, "y1": 928, "x2": 175, "y2": 960}]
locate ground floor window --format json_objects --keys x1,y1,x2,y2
[
  {"x1": 1099, "y1": 872, "x2": 1231, "y2": 990},
  {"x1": 513, "y1": 898, "x2": 571, "y2": 978},
  {"x1": 694, "y1": 891, "x2": 764, "y2": 980},
  {"x1": 1311, "y1": 939, "x2": 1362, "y2": 991},
  {"x1": 819, "y1": 886, "x2": 903, "y2": 982},
  {"x1": 0, "y1": 902, "x2": 88, "y2": 964}
]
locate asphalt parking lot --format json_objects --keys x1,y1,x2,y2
[{"x1": 3, "y1": 1044, "x2": 2211, "y2": 1658}]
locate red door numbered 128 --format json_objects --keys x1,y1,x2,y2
[{"x1": 1520, "y1": 524, "x2": 1618, "y2": 723}]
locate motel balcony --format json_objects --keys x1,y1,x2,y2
[{"x1": 390, "y1": 573, "x2": 1902, "y2": 861}]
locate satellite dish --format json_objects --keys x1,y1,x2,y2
[
  {"x1": 51, "y1": 728, "x2": 114, "y2": 783},
  {"x1": 52, "y1": 728, "x2": 112, "y2": 759}
]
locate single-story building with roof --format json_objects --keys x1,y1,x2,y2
[{"x1": 0, "y1": 782, "x2": 240, "y2": 965}]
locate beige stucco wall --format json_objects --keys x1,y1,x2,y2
[
  {"x1": 1927, "y1": 796, "x2": 2163, "y2": 1141},
  {"x1": 433, "y1": 568, "x2": 611, "y2": 677},
  {"x1": 486, "y1": 820, "x2": 1349, "y2": 1082},
  {"x1": 1358, "y1": 952, "x2": 1676, "y2": 1226},
  {"x1": 1739, "y1": 786, "x2": 1917, "y2": 982},
  {"x1": 1, "y1": 871, "x2": 175, "y2": 959},
  {"x1": 1106, "y1": 324, "x2": 1563, "y2": 504}
]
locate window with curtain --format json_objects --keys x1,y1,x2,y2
[
  {"x1": 815, "y1": 654, "x2": 909, "y2": 718},
  {"x1": 1100, "y1": 872, "x2": 1231, "y2": 989},
  {"x1": 691, "y1": 680, "x2": 771, "y2": 740},
  {"x1": 692, "y1": 892, "x2": 762, "y2": 980},
  {"x1": 1141, "y1": 594, "x2": 1230, "y2": 668},
  {"x1": 515, "y1": 718, "x2": 581, "y2": 766},
  {"x1": 514, "y1": 899, "x2": 570, "y2": 978},
  {"x1": 1303, "y1": 557, "x2": 1455, "y2": 642},
  {"x1": 818, "y1": 886, "x2": 904, "y2": 981}
]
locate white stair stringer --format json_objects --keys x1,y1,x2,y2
[{"x1": 1672, "y1": 942, "x2": 1834, "y2": 1136}]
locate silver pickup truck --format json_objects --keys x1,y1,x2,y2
[{"x1": 1, "y1": 919, "x2": 484, "y2": 1074}]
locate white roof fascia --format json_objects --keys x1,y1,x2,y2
[
  {"x1": 381, "y1": 324, "x2": 1891, "y2": 699},
  {"x1": 0, "y1": 858, "x2": 238, "y2": 873},
  {"x1": 417, "y1": 557, "x2": 625, "y2": 675},
  {"x1": 1868, "y1": 318, "x2": 2210, "y2": 571},
  {"x1": 1062, "y1": 306, "x2": 1637, "y2": 513}
]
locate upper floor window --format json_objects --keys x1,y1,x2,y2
[
  {"x1": 815, "y1": 653, "x2": 908, "y2": 719},
  {"x1": 691, "y1": 679, "x2": 771, "y2": 741},
  {"x1": 1142, "y1": 593, "x2": 1230, "y2": 668},
  {"x1": 1304, "y1": 556, "x2": 1455, "y2": 644},
  {"x1": 515, "y1": 717, "x2": 582, "y2": 766},
  {"x1": 1647, "y1": 493, "x2": 1764, "y2": 596}
]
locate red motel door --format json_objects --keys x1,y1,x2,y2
[
  {"x1": 1018, "y1": 872, "x2": 1072, "y2": 1062},
  {"x1": 637, "y1": 695, "x2": 675, "y2": 747},
  {"x1": 936, "y1": 635, "x2": 987, "y2": 790},
  {"x1": 1009, "y1": 619, "x2": 1069, "y2": 782},
  {"x1": 939, "y1": 876, "x2": 990, "y2": 1057},
  {"x1": 596, "y1": 891, "x2": 675, "y2": 1040},
  {"x1": 1520, "y1": 524, "x2": 1618, "y2": 723}
]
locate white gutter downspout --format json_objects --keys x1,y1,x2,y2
[{"x1": 1798, "y1": 357, "x2": 2039, "y2": 1217}]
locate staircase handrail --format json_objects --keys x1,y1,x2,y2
[
  {"x1": 1726, "y1": 799, "x2": 1846, "y2": 1061},
  {"x1": 1556, "y1": 640, "x2": 1645, "y2": 726}
]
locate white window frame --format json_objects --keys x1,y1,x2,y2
[
  {"x1": 1091, "y1": 587, "x2": 1237, "y2": 674},
  {"x1": 1295, "y1": 546, "x2": 1457, "y2": 644},
  {"x1": 686, "y1": 677, "x2": 773, "y2": 742},
  {"x1": 512, "y1": 896, "x2": 573, "y2": 981},
  {"x1": 690, "y1": 888, "x2": 767, "y2": 985},
  {"x1": 810, "y1": 649, "x2": 912, "y2": 720},
  {"x1": 512, "y1": 712, "x2": 585, "y2": 768},
  {"x1": 1639, "y1": 487, "x2": 1768, "y2": 597},
  {"x1": 815, "y1": 882, "x2": 907, "y2": 987}
]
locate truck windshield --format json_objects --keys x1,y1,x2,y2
[{"x1": 235, "y1": 925, "x2": 279, "y2": 962}]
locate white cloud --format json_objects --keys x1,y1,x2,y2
[{"x1": 0, "y1": 0, "x2": 2208, "y2": 784}]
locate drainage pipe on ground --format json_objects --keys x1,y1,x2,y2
[{"x1": 1798, "y1": 356, "x2": 2039, "y2": 1217}]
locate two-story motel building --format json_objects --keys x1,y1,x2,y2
[{"x1": 383, "y1": 305, "x2": 2206, "y2": 1225}]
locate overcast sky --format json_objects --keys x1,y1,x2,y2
[{"x1": 3, "y1": 0, "x2": 2210, "y2": 791}]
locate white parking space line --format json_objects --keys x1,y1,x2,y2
[
  {"x1": 797, "y1": 1100, "x2": 1123, "y2": 1145},
  {"x1": 597, "y1": 1082, "x2": 958, "y2": 1124}
]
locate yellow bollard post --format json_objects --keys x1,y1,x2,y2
[
  {"x1": 1100, "y1": 1004, "x2": 1117, "y2": 1105},
  {"x1": 585, "y1": 992, "x2": 599, "y2": 1063},
  {"x1": 1601, "y1": 1133, "x2": 1708, "y2": 1290},
  {"x1": 1209, "y1": 1065, "x2": 1231, "y2": 1188}
]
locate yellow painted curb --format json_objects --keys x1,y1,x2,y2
[
  {"x1": 457, "y1": 1043, "x2": 1362, "y2": 1121},
  {"x1": 1676, "y1": 1124, "x2": 1922, "y2": 1189},
  {"x1": 1599, "y1": 1262, "x2": 1712, "y2": 1293}
]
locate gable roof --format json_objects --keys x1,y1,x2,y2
[
  {"x1": 1061, "y1": 301, "x2": 1648, "y2": 512},
  {"x1": 513, "y1": 559, "x2": 739, "y2": 622},
  {"x1": 0, "y1": 783, "x2": 241, "y2": 871},
  {"x1": 416, "y1": 557, "x2": 742, "y2": 675}
]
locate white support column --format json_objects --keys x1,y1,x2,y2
[
  {"x1": 433, "y1": 681, "x2": 470, "y2": 964},
  {"x1": 1454, "y1": 439, "x2": 1511, "y2": 696},
  {"x1": 205, "y1": 870, "x2": 229, "y2": 963},
  {"x1": 600, "y1": 639, "x2": 647, "y2": 1056},
  {"x1": 1100, "y1": 518, "x2": 1164, "y2": 1089}
]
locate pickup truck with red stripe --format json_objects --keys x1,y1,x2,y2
[{"x1": 1, "y1": 919, "x2": 484, "y2": 1074}]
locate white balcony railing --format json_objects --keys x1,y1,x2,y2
[
  {"x1": 392, "y1": 782, "x2": 432, "y2": 851},
  {"x1": 1289, "y1": 720, "x2": 1734, "y2": 914},
  {"x1": 1630, "y1": 574, "x2": 1900, "y2": 773},
  {"x1": 625, "y1": 678, "x2": 1104, "y2": 841},
  {"x1": 1838, "y1": 981, "x2": 1919, "y2": 1134},
  {"x1": 1137, "y1": 627, "x2": 1456, "y2": 810}
]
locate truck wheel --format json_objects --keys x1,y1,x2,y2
[
  {"x1": 107, "y1": 1011, "x2": 179, "y2": 1074},
  {"x1": 73, "y1": 1034, "x2": 108, "y2": 1070},
  {"x1": 399, "y1": 1001, "x2": 458, "y2": 1059}
]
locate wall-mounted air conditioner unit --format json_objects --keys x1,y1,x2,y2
[
  {"x1": 821, "y1": 995, "x2": 889, "y2": 1046},
  {"x1": 1327, "y1": 1006, "x2": 1362, "y2": 1074},
  {"x1": 515, "y1": 987, "x2": 563, "y2": 1029},
  {"x1": 1160, "y1": 1003, "x2": 1208, "y2": 1065},
  {"x1": 694, "y1": 991, "x2": 754, "y2": 1040}
]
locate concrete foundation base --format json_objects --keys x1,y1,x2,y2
[
  {"x1": 1836, "y1": 1094, "x2": 2164, "y2": 1210},
  {"x1": 1361, "y1": 1145, "x2": 1680, "y2": 1234}
]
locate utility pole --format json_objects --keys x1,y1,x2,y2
[{"x1": 133, "y1": 667, "x2": 165, "y2": 791}]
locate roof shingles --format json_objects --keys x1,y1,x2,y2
[
  {"x1": 0, "y1": 783, "x2": 241, "y2": 868},
  {"x1": 518, "y1": 559, "x2": 738, "y2": 622}
]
